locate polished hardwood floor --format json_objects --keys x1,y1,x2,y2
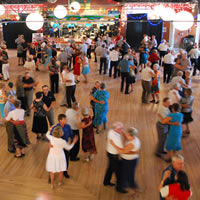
[{"x1": 0, "y1": 50, "x2": 200, "y2": 200}]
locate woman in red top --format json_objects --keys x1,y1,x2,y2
[
  {"x1": 160, "y1": 170, "x2": 192, "y2": 200},
  {"x1": 73, "y1": 51, "x2": 82, "y2": 83},
  {"x1": 148, "y1": 49, "x2": 160, "y2": 69}
]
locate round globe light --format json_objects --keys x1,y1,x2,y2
[
  {"x1": 160, "y1": 7, "x2": 176, "y2": 21},
  {"x1": 26, "y1": 13, "x2": 44, "y2": 31},
  {"x1": 147, "y1": 10, "x2": 160, "y2": 20},
  {"x1": 70, "y1": 2, "x2": 81, "y2": 13},
  {"x1": 153, "y1": 5, "x2": 165, "y2": 18},
  {"x1": 0, "y1": 5, "x2": 5, "y2": 16},
  {"x1": 48, "y1": 0, "x2": 57, "y2": 3},
  {"x1": 54, "y1": 5, "x2": 67, "y2": 19},
  {"x1": 173, "y1": 11, "x2": 194, "y2": 31}
]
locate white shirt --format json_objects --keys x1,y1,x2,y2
[
  {"x1": 121, "y1": 137, "x2": 141, "y2": 160},
  {"x1": 65, "y1": 109, "x2": 79, "y2": 130},
  {"x1": 81, "y1": 43, "x2": 88, "y2": 54},
  {"x1": 168, "y1": 89, "x2": 181, "y2": 104},
  {"x1": 109, "y1": 50, "x2": 119, "y2": 61},
  {"x1": 6, "y1": 108, "x2": 25, "y2": 121},
  {"x1": 171, "y1": 76, "x2": 185, "y2": 88},
  {"x1": 189, "y1": 48, "x2": 200, "y2": 59},
  {"x1": 157, "y1": 105, "x2": 170, "y2": 123},
  {"x1": 86, "y1": 38, "x2": 92, "y2": 46},
  {"x1": 24, "y1": 61, "x2": 35, "y2": 71},
  {"x1": 158, "y1": 43, "x2": 168, "y2": 51},
  {"x1": 62, "y1": 71, "x2": 75, "y2": 86},
  {"x1": 106, "y1": 129, "x2": 123, "y2": 155},
  {"x1": 163, "y1": 53, "x2": 174, "y2": 64},
  {"x1": 141, "y1": 67, "x2": 154, "y2": 81}
]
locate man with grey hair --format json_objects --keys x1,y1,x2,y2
[
  {"x1": 159, "y1": 154, "x2": 184, "y2": 200},
  {"x1": 103, "y1": 122, "x2": 124, "y2": 191},
  {"x1": 65, "y1": 102, "x2": 80, "y2": 161},
  {"x1": 5, "y1": 99, "x2": 29, "y2": 157},
  {"x1": 141, "y1": 61, "x2": 154, "y2": 103},
  {"x1": 4, "y1": 95, "x2": 16, "y2": 153}
]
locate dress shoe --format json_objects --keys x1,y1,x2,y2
[
  {"x1": 104, "y1": 182, "x2": 115, "y2": 186},
  {"x1": 116, "y1": 188, "x2": 128, "y2": 193},
  {"x1": 64, "y1": 172, "x2": 70, "y2": 179},
  {"x1": 70, "y1": 157, "x2": 80, "y2": 161}
]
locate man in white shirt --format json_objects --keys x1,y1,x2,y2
[
  {"x1": 163, "y1": 49, "x2": 174, "y2": 83},
  {"x1": 81, "y1": 41, "x2": 88, "y2": 55},
  {"x1": 103, "y1": 122, "x2": 124, "y2": 191},
  {"x1": 62, "y1": 67, "x2": 76, "y2": 108},
  {"x1": 189, "y1": 43, "x2": 200, "y2": 76},
  {"x1": 109, "y1": 47, "x2": 119, "y2": 78},
  {"x1": 86, "y1": 36, "x2": 92, "y2": 59},
  {"x1": 141, "y1": 62, "x2": 155, "y2": 103},
  {"x1": 170, "y1": 71, "x2": 187, "y2": 95},
  {"x1": 66, "y1": 102, "x2": 80, "y2": 161},
  {"x1": 155, "y1": 97, "x2": 170, "y2": 159},
  {"x1": 168, "y1": 83, "x2": 181, "y2": 105},
  {"x1": 158, "y1": 40, "x2": 169, "y2": 66}
]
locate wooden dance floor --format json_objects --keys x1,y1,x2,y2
[{"x1": 0, "y1": 50, "x2": 200, "y2": 200}]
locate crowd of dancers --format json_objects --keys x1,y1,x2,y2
[{"x1": 0, "y1": 32, "x2": 197, "y2": 199}]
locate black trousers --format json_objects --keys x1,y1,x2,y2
[
  {"x1": 120, "y1": 158, "x2": 139, "y2": 189},
  {"x1": 50, "y1": 74, "x2": 59, "y2": 94},
  {"x1": 159, "y1": 51, "x2": 167, "y2": 65},
  {"x1": 87, "y1": 45, "x2": 92, "y2": 59},
  {"x1": 103, "y1": 152, "x2": 121, "y2": 189},
  {"x1": 22, "y1": 51, "x2": 27, "y2": 65},
  {"x1": 18, "y1": 96, "x2": 26, "y2": 110},
  {"x1": 163, "y1": 63, "x2": 173, "y2": 83},
  {"x1": 70, "y1": 129, "x2": 80, "y2": 160},
  {"x1": 64, "y1": 149, "x2": 70, "y2": 170},
  {"x1": 120, "y1": 72, "x2": 129, "y2": 94},
  {"x1": 99, "y1": 57, "x2": 107, "y2": 74},
  {"x1": 66, "y1": 85, "x2": 76, "y2": 108},
  {"x1": 191, "y1": 58, "x2": 198, "y2": 76},
  {"x1": 109, "y1": 61, "x2": 120, "y2": 78},
  {"x1": 67, "y1": 57, "x2": 72, "y2": 69}
]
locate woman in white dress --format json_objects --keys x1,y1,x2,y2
[{"x1": 46, "y1": 126, "x2": 78, "y2": 188}]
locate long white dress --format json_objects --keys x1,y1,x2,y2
[{"x1": 46, "y1": 131, "x2": 74, "y2": 173}]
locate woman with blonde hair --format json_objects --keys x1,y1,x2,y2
[{"x1": 46, "y1": 126, "x2": 78, "y2": 188}]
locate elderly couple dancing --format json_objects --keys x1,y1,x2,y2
[{"x1": 103, "y1": 121, "x2": 141, "y2": 195}]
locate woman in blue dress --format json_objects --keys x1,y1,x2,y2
[
  {"x1": 90, "y1": 82, "x2": 109, "y2": 134},
  {"x1": 162, "y1": 103, "x2": 183, "y2": 161},
  {"x1": 138, "y1": 43, "x2": 149, "y2": 71},
  {"x1": 44, "y1": 44, "x2": 52, "y2": 68}
]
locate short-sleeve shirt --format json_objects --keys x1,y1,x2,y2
[
  {"x1": 62, "y1": 71, "x2": 75, "y2": 86},
  {"x1": 106, "y1": 129, "x2": 123, "y2": 155},
  {"x1": 180, "y1": 96, "x2": 194, "y2": 113},
  {"x1": 141, "y1": 67, "x2": 154, "y2": 81},
  {"x1": 158, "y1": 105, "x2": 170, "y2": 122},
  {"x1": 22, "y1": 77, "x2": 34, "y2": 91},
  {"x1": 42, "y1": 91, "x2": 56, "y2": 108},
  {"x1": 6, "y1": 109, "x2": 24, "y2": 121},
  {"x1": 4, "y1": 101, "x2": 15, "y2": 115},
  {"x1": 51, "y1": 123, "x2": 74, "y2": 142}
]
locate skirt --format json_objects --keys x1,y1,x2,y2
[
  {"x1": 182, "y1": 112, "x2": 193, "y2": 124},
  {"x1": 17, "y1": 53, "x2": 23, "y2": 58},
  {"x1": 46, "y1": 151, "x2": 67, "y2": 173},
  {"x1": 129, "y1": 75, "x2": 135, "y2": 84},
  {"x1": 82, "y1": 66, "x2": 90, "y2": 75},
  {"x1": 32, "y1": 115, "x2": 48, "y2": 134}
]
